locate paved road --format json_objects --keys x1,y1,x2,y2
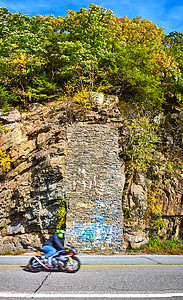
[
  {"x1": 0, "y1": 255, "x2": 183, "y2": 299},
  {"x1": 0, "y1": 254, "x2": 183, "y2": 266}
]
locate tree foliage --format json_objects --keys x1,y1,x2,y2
[
  {"x1": 124, "y1": 113, "x2": 160, "y2": 173},
  {"x1": 0, "y1": 121, "x2": 12, "y2": 176},
  {"x1": 0, "y1": 149, "x2": 11, "y2": 176},
  {"x1": 0, "y1": 5, "x2": 182, "y2": 111},
  {"x1": 163, "y1": 31, "x2": 183, "y2": 103}
]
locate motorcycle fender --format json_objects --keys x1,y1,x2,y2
[{"x1": 64, "y1": 254, "x2": 73, "y2": 258}]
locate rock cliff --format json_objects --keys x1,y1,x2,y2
[
  {"x1": 0, "y1": 102, "x2": 68, "y2": 252},
  {"x1": 0, "y1": 96, "x2": 182, "y2": 253}
]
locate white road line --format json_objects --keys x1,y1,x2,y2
[{"x1": 0, "y1": 292, "x2": 183, "y2": 298}]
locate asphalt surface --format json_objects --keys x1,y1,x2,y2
[
  {"x1": 0, "y1": 255, "x2": 183, "y2": 299},
  {"x1": 0, "y1": 254, "x2": 183, "y2": 266}
]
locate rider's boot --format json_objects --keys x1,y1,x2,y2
[{"x1": 42, "y1": 257, "x2": 47, "y2": 264}]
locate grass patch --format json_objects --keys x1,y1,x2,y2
[
  {"x1": 0, "y1": 250, "x2": 27, "y2": 256},
  {"x1": 140, "y1": 237, "x2": 183, "y2": 255}
]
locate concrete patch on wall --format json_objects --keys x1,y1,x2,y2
[{"x1": 64, "y1": 123, "x2": 125, "y2": 252}]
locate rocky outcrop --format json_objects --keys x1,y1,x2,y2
[
  {"x1": 0, "y1": 97, "x2": 126, "y2": 253},
  {"x1": 0, "y1": 97, "x2": 182, "y2": 253},
  {"x1": 123, "y1": 231, "x2": 149, "y2": 249},
  {"x1": 0, "y1": 102, "x2": 68, "y2": 252},
  {"x1": 122, "y1": 167, "x2": 183, "y2": 248}
]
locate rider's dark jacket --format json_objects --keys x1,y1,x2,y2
[{"x1": 43, "y1": 233, "x2": 64, "y2": 250}]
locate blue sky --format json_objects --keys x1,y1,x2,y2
[{"x1": 0, "y1": 0, "x2": 183, "y2": 34}]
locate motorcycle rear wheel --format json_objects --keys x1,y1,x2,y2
[
  {"x1": 64, "y1": 257, "x2": 80, "y2": 273},
  {"x1": 28, "y1": 257, "x2": 41, "y2": 272}
]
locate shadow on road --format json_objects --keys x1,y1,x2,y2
[{"x1": 21, "y1": 265, "x2": 66, "y2": 273}]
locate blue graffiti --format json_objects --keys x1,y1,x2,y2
[
  {"x1": 68, "y1": 197, "x2": 124, "y2": 245},
  {"x1": 77, "y1": 226, "x2": 94, "y2": 241},
  {"x1": 71, "y1": 220, "x2": 123, "y2": 243}
]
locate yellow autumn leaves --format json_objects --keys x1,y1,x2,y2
[
  {"x1": 0, "y1": 149, "x2": 11, "y2": 176},
  {"x1": 0, "y1": 123, "x2": 11, "y2": 176}
]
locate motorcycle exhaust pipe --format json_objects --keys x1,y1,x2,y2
[{"x1": 33, "y1": 256, "x2": 50, "y2": 270}]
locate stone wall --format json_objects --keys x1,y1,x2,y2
[{"x1": 64, "y1": 123, "x2": 125, "y2": 252}]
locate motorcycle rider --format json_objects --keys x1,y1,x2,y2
[{"x1": 42, "y1": 229, "x2": 65, "y2": 265}]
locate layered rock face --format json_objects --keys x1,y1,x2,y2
[
  {"x1": 0, "y1": 103, "x2": 68, "y2": 252},
  {"x1": 0, "y1": 97, "x2": 182, "y2": 253},
  {"x1": 0, "y1": 98, "x2": 126, "y2": 253}
]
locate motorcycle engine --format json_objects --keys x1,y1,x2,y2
[{"x1": 51, "y1": 258, "x2": 57, "y2": 266}]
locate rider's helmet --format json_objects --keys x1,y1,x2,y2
[{"x1": 56, "y1": 229, "x2": 65, "y2": 239}]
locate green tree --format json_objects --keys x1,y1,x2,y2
[
  {"x1": 106, "y1": 16, "x2": 181, "y2": 110},
  {"x1": 124, "y1": 112, "x2": 160, "y2": 173},
  {"x1": 0, "y1": 46, "x2": 44, "y2": 105},
  {"x1": 0, "y1": 5, "x2": 182, "y2": 110},
  {"x1": 59, "y1": 5, "x2": 182, "y2": 110},
  {"x1": 0, "y1": 8, "x2": 61, "y2": 106},
  {"x1": 59, "y1": 4, "x2": 115, "y2": 90},
  {"x1": 164, "y1": 31, "x2": 183, "y2": 104},
  {"x1": 164, "y1": 31, "x2": 183, "y2": 72}
]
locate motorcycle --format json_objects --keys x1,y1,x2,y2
[{"x1": 28, "y1": 245, "x2": 80, "y2": 273}]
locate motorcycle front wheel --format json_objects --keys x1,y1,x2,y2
[
  {"x1": 28, "y1": 257, "x2": 41, "y2": 272},
  {"x1": 64, "y1": 256, "x2": 80, "y2": 273}
]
